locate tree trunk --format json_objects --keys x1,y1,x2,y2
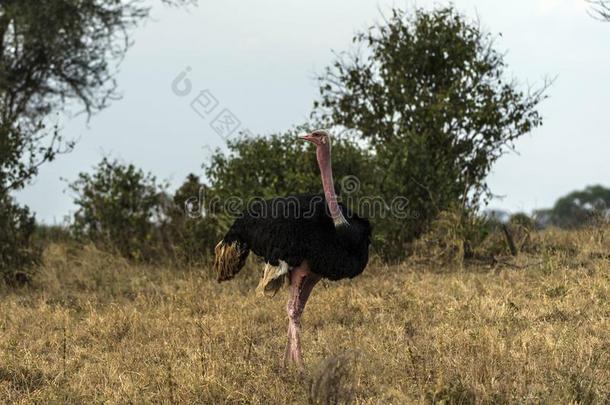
[{"x1": 502, "y1": 224, "x2": 518, "y2": 256}]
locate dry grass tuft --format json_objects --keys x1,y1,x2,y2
[
  {"x1": 0, "y1": 230, "x2": 609, "y2": 403},
  {"x1": 309, "y1": 351, "x2": 360, "y2": 405},
  {"x1": 412, "y1": 208, "x2": 467, "y2": 267}
]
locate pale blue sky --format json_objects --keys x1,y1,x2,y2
[{"x1": 15, "y1": 0, "x2": 610, "y2": 223}]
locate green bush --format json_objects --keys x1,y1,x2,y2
[
  {"x1": 204, "y1": 127, "x2": 377, "y2": 235},
  {"x1": 33, "y1": 224, "x2": 73, "y2": 245},
  {"x1": 68, "y1": 160, "x2": 222, "y2": 266},
  {"x1": 412, "y1": 205, "x2": 496, "y2": 265},
  {"x1": 165, "y1": 174, "x2": 221, "y2": 265},
  {"x1": 69, "y1": 158, "x2": 167, "y2": 261},
  {"x1": 0, "y1": 195, "x2": 40, "y2": 284}
]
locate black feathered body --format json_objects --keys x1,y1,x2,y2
[{"x1": 221, "y1": 193, "x2": 371, "y2": 281}]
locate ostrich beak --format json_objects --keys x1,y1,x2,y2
[{"x1": 298, "y1": 133, "x2": 314, "y2": 143}]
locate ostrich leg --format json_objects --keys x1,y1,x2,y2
[{"x1": 283, "y1": 262, "x2": 321, "y2": 370}]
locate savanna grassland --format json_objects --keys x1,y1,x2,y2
[{"x1": 1, "y1": 228, "x2": 609, "y2": 404}]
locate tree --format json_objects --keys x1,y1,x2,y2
[
  {"x1": 0, "y1": 194, "x2": 38, "y2": 283},
  {"x1": 69, "y1": 163, "x2": 227, "y2": 265},
  {"x1": 549, "y1": 185, "x2": 610, "y2": 228},
  {"x1": 69, "y1": 158, "x2": 167, "y2": 260},
  {"x1": 0, "y1": 0, "x2": 192, "y2": 194},
  {"x1": 315, "y1": 7, "x2": 548, "y2": 257},
  {"x1": 589, "y1": 1, "x2": 610, "y2": 20}
]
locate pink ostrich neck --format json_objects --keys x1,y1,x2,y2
[{"x1": 316, "y1": 142, "x2": 349, "y2": 227}]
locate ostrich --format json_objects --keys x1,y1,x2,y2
[{"x1": 213, "y1": 129, "x2": 371, "y2": 370}]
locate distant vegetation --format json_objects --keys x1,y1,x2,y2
[
  {"x1": 1, "y1": 4, "x2": 607, "y2": 283},
  {"x1": 534, "y1": 185, "x2": 610, "y2": 229}
]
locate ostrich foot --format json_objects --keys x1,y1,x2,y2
[{"x1": 282, "y1": 262, "x2": 320, "y2": 371}]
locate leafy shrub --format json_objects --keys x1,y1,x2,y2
[
  {"x1": 0, "y1": 194, "x2": 40, "y2": 283},
  {"x1": 205, "y1": 128, "x2": 376, "y2": 234},
  {"x1": 165, "y1": 174, "x2": 221, "y2": 265},
  {"x1": 412, "y1": 206, "x2": 497, "y2": 266},
  {"x1": 69, "y1": 158, "x2": 167, "y2": 261},
  {"x1": 509, "y1": 212, "x2": 536, "y2": 230},
  {"x1": 69, "y1": 160, "x2": 223, "y2": 265},
  {"x1": 33, "y1": 224, "x2": 72, "y2": 245}
]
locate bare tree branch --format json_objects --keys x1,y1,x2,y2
[{"x1": 588, "y1": 0, "x2": 610, "y2": 21}]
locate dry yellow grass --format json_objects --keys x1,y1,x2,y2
[{"x1": 1, "y1": 228, "x2": 609, "y2": 404}]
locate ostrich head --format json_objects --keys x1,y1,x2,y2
[
  {"x1": 299, "y1": 129, "x2": 349, "y2": 227},
  {"x1": 299, "y1": 129, "x2": 330, "y2": 147}
]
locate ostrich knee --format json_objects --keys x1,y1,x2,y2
[{"x1": 283, "y1": 266, "x2": 320, "y2": 369}]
